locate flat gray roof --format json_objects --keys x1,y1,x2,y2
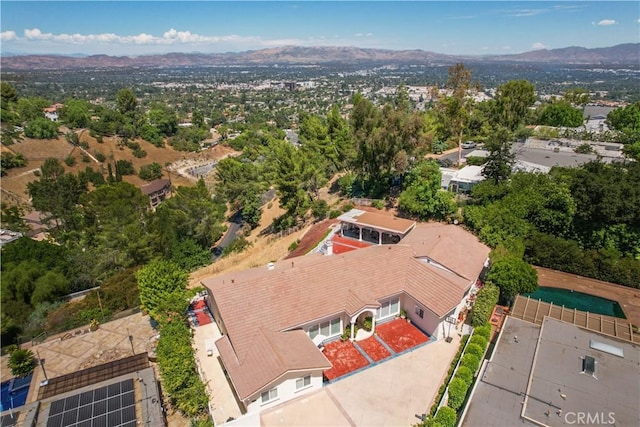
[
  {"x1": 512, "y1": 143, "x2": 601, "y2": 168},
  {"x1": 463, "y1": 317, "x2": 640, "y2": 427}
]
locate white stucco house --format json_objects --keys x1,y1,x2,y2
[{"x1": 201, "y1": 222, "x2": 490, "y2": 414}]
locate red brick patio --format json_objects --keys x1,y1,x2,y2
[
  {"x1": 331, "y1": 234, "x2": 372, "y2": 254},
  {"x1": 357, "y1": 336, "x2": 391, "y2": 362},
  {"x1": 375, "y1": 318, "x2": 429, "y2": 353},
  {"x1": 322, "y1": 339, "x2": 370, "y2": 381}
]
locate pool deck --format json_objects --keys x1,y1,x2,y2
[{"x1": 535, "y1": 266, "x2": 640, "y2": 326}]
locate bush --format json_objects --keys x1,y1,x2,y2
[
  {"x1": 460, "y1": 353, "x2": 480, "y2": 374},
  {"x1": 447, "y1": 378, "x2": 469, "y2": 410},
  {"x1": 454, "y1": 365, "x2": 474, "y2": 386},
  {"x1": 329, "y1": 209, "x2": 342, "y2": 219},
  {"x1": 470, "y1": 283, "x2": 500, "y2": 327},
  {"x1": 288, "y1": 240, "x2": 300, "y2": 252},
  {"x1": 8, "y1": 348, "x2": 36, "y2": 377},
  {"x1": 434, "y1": 406, "x2": 457, "y2": 427},
  {"x1": 139, "y1": 162, "x2": 163, "y2": 181},
  {"x1": 81, "y1": 153, "x2": 90, "y2": 163},
  {"x1": 574, "y1": 143, "x2": 594, "y2": 154},
  {"x1": 474, "y1": 325, "x2": 492, "y2": 341},
  {"x1": 311, "y1": 199, "x2": 329, "y2": 220},
  {"x1": 465, "y1": 156, "x2": 487, "y2": 166},
  {"x1": 429, "y1": 335, "x2": 469, "y2": 416},
  {"x1": 337, "y1": 173, "x2": 356, "y2": 197},
  {"x1": 132, "y1": 148, "x2": 147, "y2": 158},
  {"x1": 469, "y1": 335, "x2": 488, "y2": 350},
  {"x1": 372, "y1": 199, "x2": 384, "y2": 210},
  {"x1": 464, "y1": 343, "x2": 484, "y2": 360},
  {"x1": 24, "y1": 118, "x2": 58, "y2": 139},
  {"x1": 341, "y1": 202, "x2": 354, "y2": 212},
  {"x1": 94, "y1": 152, "x2": 106, "y2": 163},
  {"x1": 64, "y1": 155, "x2": 76, "y2": 167},
  {"x1": 222, "y1": 237, "x2": 251, "y2": 257}
]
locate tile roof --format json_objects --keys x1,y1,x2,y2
[
  {"x1": 338, "y1": 209, "x2": 416, "y2": 234},
  {"x1": 140, "y1": 179, "x2": 171, "y2": 195},
  {"x1": 204, "y1": 238, "x2": 479, "y2": 400},
  {"x1": 216, "y1": 329, "x2": 331, "y2": 401},
  {"x1": 400, "y1": 223, "x2": 490, "y2": 281}
]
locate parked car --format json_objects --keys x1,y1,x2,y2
[{"x1": 461, "y1": 141, "x2": 477, "y2": 149}]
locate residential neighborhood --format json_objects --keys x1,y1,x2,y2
[{"x1": 1, "y1": 2, "x2": 639, "y2": 426}]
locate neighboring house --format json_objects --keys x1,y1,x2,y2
[
  {"x1": 0, "y1": 229, "x2": 23, "y2": 246},
  {"x1": 43, "y1": 103, "x2": 64, "y2": 122},
  {"x1": 440, "y1": 165, "x2": 484, "y2": 193},
  {"x1": 461, "y1": 316, "x2": 640, "y2": 427},
  {"x1": 201, "y1": 222, "x2": 489, "y2": 414},
  {"x1": 140, "y1": 179, "x2": 172, "y2": 209}
]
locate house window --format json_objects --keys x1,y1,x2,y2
[
  {"x1": 330, "y1": 318, "x2": 341, "y2": 335},
  {"x1": 306, "y1": 317, "x2": 342, "y2": 339},
  {"x1": 261, "y1": 387, "x2": 278, "y2": 404},
  {"x1": 376, "y1": 298, "x2": 400, "y2": 320},
  {"x1": 415, "y1": 306, "x2": 424, "y2": 318},
  {"x1": 296, "y1": 375, "x2": 311, "y2": 390},
  {"x1": 308, "y1": 325, "x2": 319, "y2": 339}
]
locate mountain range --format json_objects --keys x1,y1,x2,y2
[{"x1": 1, "y1": 43, "x2": 638, "y2": 70}]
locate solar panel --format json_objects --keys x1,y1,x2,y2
[{"x1": 46, "y1": 379, "x2": 137, "y2": 427}]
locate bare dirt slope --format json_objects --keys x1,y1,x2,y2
[{"x1": 1, "y1": 131, "x2": 237, "y2": 205}]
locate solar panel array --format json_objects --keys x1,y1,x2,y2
[{"x1": 46, "y1": 379, "x2": 136, "y2": 427}]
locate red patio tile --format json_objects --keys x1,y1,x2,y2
[
  {"x1": 322, "y1": 339, "x2": 370, "y2": 381},
  {"x1": 331, "y1": 235, "x2": 372, "y2": 255},
  {"x1": 358, "y1": 336, "x2": 391, "y2": 362},
  {"x1": 196, "y1": 311, "x2": 212, "y2": 326},
  {"x1": 376, "y1": 318, "x2": 429, "y2": 353}
]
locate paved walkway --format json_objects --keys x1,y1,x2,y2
[
  {"x1": 261, "y1": 335, "x2": 462, "y2": 427},
  {"x1": 192, "y1": 321, "x2": 243, "y2": 424}
]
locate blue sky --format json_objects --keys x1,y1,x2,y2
[{"x1": 1, "y1": 1, "x2": 638, "y2": 56}]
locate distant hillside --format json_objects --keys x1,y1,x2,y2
[
  {"x1": 486, "y1": 43, "x2": 640, "y2": 64},
  {"x1": 1, "y1": 43, "x2": 638, "y2": 70}
]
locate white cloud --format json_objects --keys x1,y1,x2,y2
[
  {"x1": 597, "y1": 19, "x2": 616, "y2": 26},
  {"x1": 531, "y1": 42, "x2": 546, "y2": 50},
  {"x1": 0, "y1": 31, "x2": 17, "y2": 41},
  {"x1": 354, "y1": 33, "x2": 373, "y2": 38}
]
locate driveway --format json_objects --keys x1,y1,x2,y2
[{"x1": 260, "y1": 334, "x2": 462, "y2": 427}]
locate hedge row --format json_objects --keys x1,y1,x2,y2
[
  {"x1": 421, "y1": 327, "x2": 492, "y2": 427},
  {"x1": 429, "y1": 335, "x2": 469, "y2": 417},
  {"x1": 156, "y1": 319, "x2": 209, "y2": 417},
  {"x1": 469, "y1": 283, "x2": 500, "y2": 327}
]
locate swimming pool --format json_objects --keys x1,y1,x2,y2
[
  {"x1": 0, "y1": 374, "x2": 31, "y2": 412},
  {"x1": 523, "y1": 287, "x2": 626, "y2": 319}
]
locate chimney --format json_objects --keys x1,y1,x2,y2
[
  {"x1": 325, "y1": 241, "x2": 333, "y2": 256},
  {"x1": 267, "y1": 262, "x2": 275, "y2": 270}
]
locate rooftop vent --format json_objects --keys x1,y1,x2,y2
[{"x1": 581, "y1": 355, "x2": 596, "y2": 377}]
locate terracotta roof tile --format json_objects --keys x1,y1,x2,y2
[
  {"x1": 400, "y1": 223, "x2": 490, "y2": 281},
  {"x1": 204, "y1": 231, "x2": 488, "y2": 400}
]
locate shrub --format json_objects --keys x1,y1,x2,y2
[
  {"x1": 132, "y1": 148, "x2": 147, "y2": 158},
  {"x1": 94, "y1": 152, "x2": 106, "y2": 162},
  {"x1": 64, "y1": 155, "x2": 76, "y2": 167},
  {"x1": 429, "y1": 335, "x2": 469, "y2": 416},
  {"x1": 464, "y1": 343, "x2": 484, "y2": 360},
  {"x1": 447, "y1": 378, "x2": 469, "y2": 410},
  {"x1": 81, "y1": 153, "x2": 90, "y2": 163},
  {"x1": 311, "y1": 199, "x2": 329, "y2": 220},
  {"x1": 465, "y1": 156, "x2": 487, "y2": 166},
  {"x1": 337, "y1": 173, "x2": 356, "y2": 197},
  {"x1": 222, "y1": 237, "x2": 251, "y2": 257},
  {"x1": 474, "y1": 325, "x2": 492, "y2": 341},
  {"x1": 139, "y1": 162, "x2": 163, "y2": 181},
  {"x1": 341, "y1": 202, "x2": 354, "y2": 212},
  {"x1": 329, "y1": 209, "x2": 342, "y2": 219},
  {"x1": 372, "y1": 199, "x2": 384, "y2": 209},
  {"x1": 469, "y1": 335, "x2": 488, "y2": 350},
  {"x1": 470, "y1": 283, "x2": 500, "y2": 327},
  {"x1": 288, "y1": 240, "x2": 300, "y2": 252},
  {"x1": 460, "y1": 353, "x2": 480, "y2": 374},
  {"x1": 434, "y1": 406, "x2": 457, "y2": 427},
  {"x1": 574, "y1": 143, "x2": 594, "y2": 154},
  {"x1": 454, "y1": 365, "x2": 474, "y2": 386},
  {"x1": 8, "y1": 348, "x2": 36, "y2": 377}
]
